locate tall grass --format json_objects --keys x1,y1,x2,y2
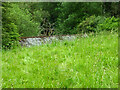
[{"x1": 2, "y1": 31, "x2": 118, "y2": 88}]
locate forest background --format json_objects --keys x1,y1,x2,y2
[{"x1": 2, "y1": 2, "x2": 119, "y2": 49}]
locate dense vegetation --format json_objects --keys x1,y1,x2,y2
[
  {"x1": 2, "y1": 2, "x2": 119, "y2": 49},
  {"x1": 2, "y1": 31, "x2": 118, "y2": 88},
  {"x1": 2, "y1": 2, "x2": 119, "y2": 88}
]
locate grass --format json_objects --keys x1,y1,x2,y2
[{"x1": 2, "y1": 31, "x2": 118, "y2": 88}]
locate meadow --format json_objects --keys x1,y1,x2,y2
[{"x1": 2, "y1": 31, "x2": 118, "y2": 88}]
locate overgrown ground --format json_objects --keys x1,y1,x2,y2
[{"x1": 2, "y1": 31, "x2": 118, "y2": 88}]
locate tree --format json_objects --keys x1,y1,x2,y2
[
  {"x1": 55, "y1": 2, "x2": 103, "y2": 35},
  {"x1": 2, "y1": 3, "x2": 20, "y2": 49}
]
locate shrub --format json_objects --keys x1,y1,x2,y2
[
  {"x1": 2, "y1": 23, "x2": 21, "y2": 49},
  {"x1": 2, "y1": 3, "x2": 21, "y2": 49},
  {"x1": 2, "y1": 3, "x2": 40, "y2": 49},
  {"x1": 6, "y1": 3, "x2": 39, "y2": 37},
  {"x1": 97, "y1": 16, "x2": 118, "y2": 32},
  {"x1": 76, "y1": 15, "x2": 118, "y2": 33}
]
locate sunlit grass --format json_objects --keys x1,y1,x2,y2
[{"x1": 2, "y1": 31, "x2": 118, "y2": 88}]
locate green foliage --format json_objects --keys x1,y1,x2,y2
[
  {"x1": 33, "y1": 9, "x2": 49, "y2": 23},
  {"x1": 37, "y1": 2, "x2": 60, "y2": 23},
  {"x1": 2, "y1": 23, "x2": 20, "y2": 49},
  {"x1": 2, "y1": 3, "x2": 21, "y2": 49},
  {"x1": 31, "y1": 7, "x2": 50, "y2": 36},
  {"x1": 76, "y1": 15, "x2": 105, "y2": 33},
  {"x1": 2, "y1": 32, "x2": 118, "y2": 88},
  {"x1": 6, "y1": 3, "x2": 39, "y2": 37},
  {"x1": 55, "y1": 2, "x2": 103, "y2": 35},
  {"x1": 103, "y1": 2, "x2": 119, "y2": 17},
  {"x1": 2, "y1": 2, "x2": 119, "y2": 49},
  {"x1": 76, "y1": 15, "x2": 118, "y2": 33},
  {"x1": 97, "y1": 16, "x2": 118, "y2": 32},
  {"x1": 2, "y1": 2, "x2": 50, "y2": 49}
]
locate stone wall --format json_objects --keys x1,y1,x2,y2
[
  {"x1": 19, "y1": 34, "x2": 88, "y2": 47},
  {"x1": 19, "y1": 35, "x2": 77, "y2": 47}
]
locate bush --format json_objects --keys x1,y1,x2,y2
[
  {"x1": 6, "y1": 3, "x2": 39, "y2": 37},
  {"x1": 2, "y1": 3, "x2": 41, "y2": 49},
  {"x1": 55, "y1": 2, "x2": 103, "y2": 35},
  {"x1": 76, "y1": 15, "x2": 118, "y2": 33},
  {"x1": 97, "y1": 16, "x2": 118, "y2": 32},
  {"x1": 2, "y1": 3, "x2": 21, "y2": 49},
  {"x1": 2, "y1": 23, "x2": 20, "y2": 49}
]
